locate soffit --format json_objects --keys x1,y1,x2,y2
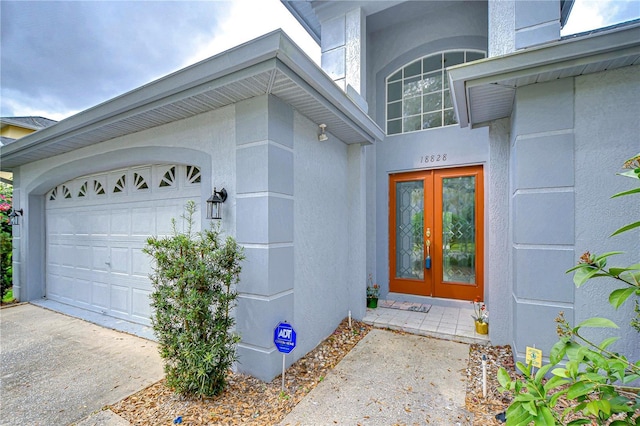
[
  {"x1": 449, "y1": 22, "x2": 640, "y2": 128},
  {"x1": 0, "y1": 31, "x2": 383, "y2": 170}
]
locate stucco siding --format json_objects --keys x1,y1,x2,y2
[
  {"x1": 574, "y1": 65, "x2": 640, "y2": 360},
  {"x1": 234, "y1": 95, "x2": 296, "y2": 381},
  {"x1": 510, "y1": 64, "x2": 640, "y2": 365},
  {"x1": 486, "y1": 118, "x2": 511, "y2": 344},
  {"x1": 488, "y1": 0, "x2": 515, "y2": 57},
  {"x1": 293, "y1": 110, "x2": 352, "y2": 361},
  {"x1": 510, "y1": 77, "x2": 575, "y2": 364}
]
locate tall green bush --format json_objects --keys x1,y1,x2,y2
[
  {"x1": 498, "y1": 155, "x2": 640, "y2": 425},
  {"x1": 0, "y1": 183, "x2": 13, "y2": 300},
  {"x1": 143, "y1": 201, "x2": 245, "y2": 397}
]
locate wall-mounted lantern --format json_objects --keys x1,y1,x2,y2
[
  {"x1": 206, "y1": 188, "x2": 227, "y2": 220},
  {"x1": 9, "y1": 208, "x2": 23, "y2": 226}
]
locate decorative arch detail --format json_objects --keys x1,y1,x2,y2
[
  {"x1": 46, "y1": 164, "x2": 201, "y2": 203},
  {"x1": 386, "y1": 49, "x2": 485, "y2": 135}
]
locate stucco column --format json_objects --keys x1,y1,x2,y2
[
  {"x1": 234, "y1": 95, "x2": 295, "y2": 382},
  {"x1": 510, "y1": 78, "x2": 575, "y2": 365},
  {"x1": 488, "y1": 0, "x2": 562, "y2": 54},
  {"x1": 320, "y1": 8, "x2": 366, "y2": 99}
]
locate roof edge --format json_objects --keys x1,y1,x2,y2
[
  {"x1": 449, "y1": 21, "x2": 640, "y2": 127},
  {"x1": 1, "y1": 29, "x2": 383, "y2": 169},
  {"x1": 280, "y1": 1, "x2": 321, "y2": 44}
]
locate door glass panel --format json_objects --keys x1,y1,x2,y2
[
  {"x1": 442, "y1": 176, "x2": 476, "y2": 284},
  {"x1": 396, "y1": 181, "x2": 424, "y2": 280}
]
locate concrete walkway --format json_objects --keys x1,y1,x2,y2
[
  {"x1": 0, "y1": 304, "x2": 163, "y2": 426},
  {"x1": 279, "y1": 329, "x2": 472, "y2": 425}
]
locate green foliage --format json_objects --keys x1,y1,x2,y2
[
  {"x1": 0, "y1": 183, "x2": 13, "y2": 301},
  {"x1": 498, "y1": 155, "x2": 640, "y2": 425},
  {"x1": 2, "y1": 289, "x2": 13, "y2": 303},
  {"x1": 143, "y1": 201, "x2": 245, "y2": 397}
]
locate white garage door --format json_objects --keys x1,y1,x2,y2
[{"x1": 46, "y1": 164, "x2": 202, "y2": 325}]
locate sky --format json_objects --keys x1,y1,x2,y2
[{"x1": 1, "y1": 0, "x2": 639, "y2": 122}]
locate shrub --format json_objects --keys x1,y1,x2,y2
[
  {"x1": 498, "y1": 155, "x2": 640, "y2": 425},
  {"x1": 0, "y1": 183, "x2": 13, "y2": 301},
  {"x1": 143, "y1": 201, "x2": 245, "y2": 397}
]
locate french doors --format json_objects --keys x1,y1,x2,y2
[{"x1": 389, "y1": 166, "x2": 484, "y2": 300}]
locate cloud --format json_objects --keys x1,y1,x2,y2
[
  {"x1": 1, "y1": 0, "x2": 319, "y2": 121},
  {"x1": 181, "y1": 0, "x2": 319, "y2": 67},
  {"x1": 562, "y1": 0, "x2": 640, "y2": 35},
  {"x1": 1, "y1": 1, "x2": 225, "y2": 118}
]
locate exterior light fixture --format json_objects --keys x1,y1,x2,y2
[
  {"x1": 206, "y1": 188, "x2": 227, "y2": 220},
  {"x1": 9, "y1": 208, "x2": 23, "y2": 226},
  {"x1": 318, "y1": 124, "x2": 328, "y2": 141}
]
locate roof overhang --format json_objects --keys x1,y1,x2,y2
[
  {"x1": 448, "y1": 21, "x2": 640, "y2": 128},
  {"x1": 0, "y1": 119, "x2": 39, "y2": 132},
  {"x1": 280, "y1": 1, "x2": 321, "y2": 44},
  {"x1": 0, "y1": 30, "x2": 384, "y2": 170}
]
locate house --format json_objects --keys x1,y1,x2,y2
[
  {"x1": 0, "y1": 116, "x2": 57, "y2": 143},
  {"x1": 1, "y1": 0, "x2": 638, "y2": 381},
  {"x1": 1, "y1": 116, "x2": 57, "y2": 184}
]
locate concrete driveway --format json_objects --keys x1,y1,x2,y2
[{"x1": 0, "y1": 304, "x2": 163, "y2": 425}]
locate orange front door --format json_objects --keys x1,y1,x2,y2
[{"x1": 389, "y1": 166, "x2": 484, "y2": 301}]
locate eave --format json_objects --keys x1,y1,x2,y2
[
  {"x1": 448, "y1": 21, "x2": 640, "y2": 128},
  {"x1": 0, "y1": 30, "x2": 383, "y2": 170}
]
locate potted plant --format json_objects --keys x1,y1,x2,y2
[
  {"x1": 366, "y1": 274, "x2": 380, "y2": 308},
  {"x1": 471, "y1": 298, "x2": 489, "y2": 334}
]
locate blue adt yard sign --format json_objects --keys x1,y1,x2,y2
[{"x1": 274, "y1": 322, "x2": 296, "y2": 354}]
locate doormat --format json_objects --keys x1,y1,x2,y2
[{"x1": 378, "y1": 300, "x2": 431, "y2": 313}]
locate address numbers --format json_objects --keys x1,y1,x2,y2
[{"x1": 420, "y1": 154, "x2": 448, "y2": 164}]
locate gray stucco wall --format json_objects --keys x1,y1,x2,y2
[
  {"x1": 293, "y1": 110, "x2": 365, "y2": 369},
  {"x1": 573, "y1": 65, "x2": 640, "y2": 360},
  {"x1": 509, "y1": 65, "x2": 640, "y2": 365},
  {"x1": 321, "y1": 7, "x2": 366, "y2": 97},
  {"x1": 489, "y1": 0, "x2": 563, "y2": 55},
  {"x1": 488, "y1": 0, "x2": 515, "y2": 57},
  {"x1": 486, "y1": 118, "x2": 511, "y2": 344},
  {"x1": 234, "y1": 95, "x2": 296, "y2": 381},
  {"x1": 510, "y1": 78, "x2": 576, "y2": 364},
  {"x1": 233, "y1": 94, "x2": 368, "y2": 381},
  {"x1": 514, "y1": 0, "x2": 561, "y2": 49}
]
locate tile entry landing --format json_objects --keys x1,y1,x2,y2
[{"x1": 363, "y1": 300, "x2": 490, "y2": 345}]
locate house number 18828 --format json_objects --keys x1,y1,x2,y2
[{"x1": 420, "y1": 154, "x2": 447, "y2": 164}]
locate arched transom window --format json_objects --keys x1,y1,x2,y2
[{"x1": 386, "y1": 50, "x2": 485, "y2": 135}]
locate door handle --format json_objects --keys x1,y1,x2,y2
[{"x1": 425, "y1": 239, "x2": 431, "y2": 269}]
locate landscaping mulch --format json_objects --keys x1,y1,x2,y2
[
  {"x1": 110, "y1": 319, "x2": 374, "y2": 425},
  {"x1": 466, "y1": 344, "x2": 515, "y2": 425},
  {"x1": 110, "y1": 319, "x2": 517, "y2": 425}
]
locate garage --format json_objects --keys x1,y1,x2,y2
[{"x1": 45, "y1": 164, "x2": 201, "y2": 325}]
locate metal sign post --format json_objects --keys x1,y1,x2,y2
[{"x1": 274, "y1": 322, "x2": 297, "y2": 394}]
